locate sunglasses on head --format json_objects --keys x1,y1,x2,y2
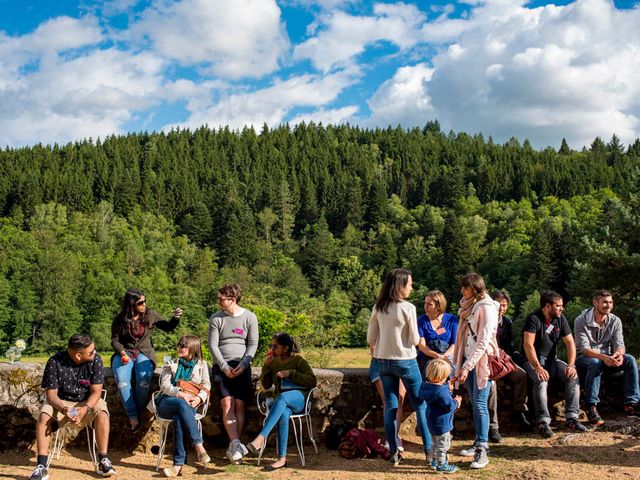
[{"x1": 178, "y1": 342, "x2": 189, "y2": 348}]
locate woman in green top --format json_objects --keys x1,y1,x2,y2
[{"x1": 244, "y1": 333, "x2": 316, "y2": 471}]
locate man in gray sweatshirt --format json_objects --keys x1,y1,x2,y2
[{"x1": 574, "y1": 289, "x2": 640, "y2": 426}]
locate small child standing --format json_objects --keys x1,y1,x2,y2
[{"x1": 418, "y1": 358, "x2": 461, "y2": 474}]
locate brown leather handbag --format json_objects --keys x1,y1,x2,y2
[{"x1": 177, "y1": 380, "x2": 210, "y2": 396}]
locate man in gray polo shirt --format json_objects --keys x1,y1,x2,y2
[{"x1": 575, "y1": 289, "x2": 640, "y2": 426}]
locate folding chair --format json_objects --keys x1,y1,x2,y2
[
  {"x1": 47, "y1": 389, "x2": 107, "y2": 470},
  {"x1": 149, "y1": 389, "x2": 210, "y2": 470},
  {"x1": 256, "y1": 387, "x2": 318, "y2": 466}
]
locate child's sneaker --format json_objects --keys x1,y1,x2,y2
[
  {"x1": 436, "y1": 462, "x2": 458, "y2": 474},
  {"x1": 431, "y1": 459, "x2": 437, "y2": 470},
  {"x1": 396, "y1": 436, "x2": 404, "y2": 452}
]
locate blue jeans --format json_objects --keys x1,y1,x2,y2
[
  {"x1": 576, "y1": 354, "x2": 640, "y2": 406},
  {"x1": 375, "y1": 358, "x2": 432, "y2": 453},
  {"x1": 259, "y1": 390, "x2": 305, "y2": 458},
  {"x1": 156, "y1": 396, "x2": 203, "y2": 465},
  {"x1": 465, "y1": 369, "x2": 491, "y2": 448},
  {"x1": 523, "y1": 357, "x2": 580, "y2": 424},
  {"x1": 112, "y1": 352, "x2": 154, "y2": 421}
]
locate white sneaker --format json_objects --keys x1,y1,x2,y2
[
  {"x1": 460, "y1": 445, "x2": 476, "y2": 457},
  {"x1": 396, "y1": 437, "x2": 404, "y2": 452},
  {"x1": 470, "y1": 448, "x2": 489, "y2": 469},
  {"x1": 229, "y1": 440, "x2": 246, "y2": 463},
  {"x1": 225, "y1": 442, "x2": 235, "y2": 462}
]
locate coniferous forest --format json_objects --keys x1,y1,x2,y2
[{"x1": 1, "y1": 121, "x2": 640, "y2": 356}]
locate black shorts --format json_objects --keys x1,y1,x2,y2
[{"x1": 212, "y1": 359, "x2": 253, "y2": 403}]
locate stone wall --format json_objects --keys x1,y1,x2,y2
[{"x1": 0, "y1": 362, "x2": 630, "y2": 452}]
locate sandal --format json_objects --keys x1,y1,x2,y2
[{"x1": 197, "y1": 450, "x2": 211, "y2": 466}]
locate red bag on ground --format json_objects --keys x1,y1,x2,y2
[{"x1": 338, "y1": 428, "x2": 390, "y2": 460}]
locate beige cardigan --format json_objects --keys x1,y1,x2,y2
[
  {"x1": 367, "y1": 300, "x2": 419, "y2": 360},
  {"x1": 453, "y1": 295, "x2": 499, "y2": 390}
]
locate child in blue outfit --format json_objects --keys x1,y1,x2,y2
[{"x1": 418, "y1": 358, "x2": 461, "y2": 473}]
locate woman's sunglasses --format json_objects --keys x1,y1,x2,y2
[{"x1": 136, "y1": 299, "x2": 146, "y2": 306}]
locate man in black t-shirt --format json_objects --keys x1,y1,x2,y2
[
  {"x1": 29, "y1": 334, "x2": 116, "y2": 480},
  {"x1": 522, "y1": 291, "x2": 587, "y2": 438}
]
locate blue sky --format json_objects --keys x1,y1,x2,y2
[{"x1": 1, "y1": 0, "x2": 639, "y2": 149}]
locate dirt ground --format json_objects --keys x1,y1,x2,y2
[{"x1": 2, "y1": 425, "x2": 640, "y2": 480}]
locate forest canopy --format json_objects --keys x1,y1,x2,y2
[{"x1": 1, "y1": 122, "x2": 639, "y2": 355}]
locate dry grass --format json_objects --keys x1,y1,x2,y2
[
  {"x1": 4, "y1": 428, "x2": 640, "y2": 479},
  {"x1": 14, "y1": 348, "x2": 372, "y2": 369},
  {"x1": 303, "y1": 348, "x2": 371, "y2": 368}
]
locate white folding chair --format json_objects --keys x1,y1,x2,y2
[
  {"x1": 149, "y1": 390, "x2": 210, "y2": 470},
  {"x1": 256, "y1": 387, "x2": 318, "y2": 466},
  {"x1": 47, "y1": 389, "x2": 107, "y2": 470}
]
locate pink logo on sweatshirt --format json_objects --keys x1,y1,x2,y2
[{"x1": 232, "y1": 328, "x2": 245, "y2": 335}]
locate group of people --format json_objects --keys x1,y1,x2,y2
[
  {"x1": 27, "y1": 273, "x2": 639, "y2": 479},
  {"x1": 367, "y1": 269, "x2": 640, "y2": 473},
  {"x1": 28, "y1": 284, "x2": 316, "y2": 480}
]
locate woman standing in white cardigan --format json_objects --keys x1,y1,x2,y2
[
  {"x1": 453, "y1": 273, "x2": 500, "y2": 470},
  {"x1": 367, "y1": 268, "x2": 432, "y2": 466}
]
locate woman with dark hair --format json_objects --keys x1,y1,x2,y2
[
  {"x1": 155, "y1": 335, "x2": 211, "y2": 476},
  {"x1": 417, "y1": 290, "x2": 458, "y2": 380},
  {"x1": 367, "y1": 268, "x2": 432, "y2": 466},
  {"x1": 111, "y1": 288, "x2": 182, "y2": 431},
  {"x1": 452, "y1": 273, "x2": 499, "y2": 470},
  {"x1": 208, "y1": 283, "x2": 258, "y2": 463},
  {"x1": 243, "y1": 333, "x2": 316, "y2": 471}
]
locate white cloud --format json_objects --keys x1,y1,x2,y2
[
  {"x1": 367, "y1": 63, "x2": 435, "y2": 127},
  {"x1": 22, "y1": 15, "x2": 103, "y2": 53},
  {"x1": 167, "y1": 69, "x2": 360, "y2": 130},
  {"x1": 289, "y1": 105, "x2": 359, "y2": 126},
  {"x1": 0, "y1": 47, "x2": 165, "y2": 147},
  {"x1": 412, "y1": 0, "x2": 640, "y2": 148},
  {"x1": 293, "y1": 3, "x2": 425, "y2": 71},
  {"x1": 132, "y1": 0, "x2": 289, "y2": 79}
]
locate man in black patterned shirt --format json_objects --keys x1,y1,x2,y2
[{"x1": 29, "y1": 334, "x2": 116, "y2": 480}]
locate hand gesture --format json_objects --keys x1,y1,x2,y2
[
  {"x1": 263, "y1": 351, "x2": 275, "y2": 367},
  {"x1": 75, "y1": 405, "x2": 90, "y2": 424},
  {"x1": 455, "y1": 369, "x2": 468, "y2": 384},
  {"x1": 173, "y1": 307, "x2": 183, "y2": 318},
  {"x1": 223, "y1": 367, "x2": 235, "y2": 378},
  {"x1": 276, "y1": 370, "x2": 290, "y2": 379},
  {"x1": 231, "y1": 365, "x2": 245, "y2": 376},
  {"x1": 535, "y1": 366, "x2": 550, "y2": 382},
  {"x1": 177, "y1": 391, "x2": 194, "y2": 402},
  {"x1": 611, "y1": 352, "x2": 624, "y2": 367},
  {"x1": 188, "y1": 396, "x2": 202, "y2": 408}
]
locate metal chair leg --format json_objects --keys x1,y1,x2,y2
[
  {"x1": 305, "y1": 414, "x2": 318, "y2": 454},
  {"x1": 86, "y1": 426, "x2": 98, "y2": 470},
  {"x1": 156, "y1": 422, "x2": 170, "y2": 471},
  {"x1": 291, "y1": 416, "x2": 305, "y2": 466}
]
